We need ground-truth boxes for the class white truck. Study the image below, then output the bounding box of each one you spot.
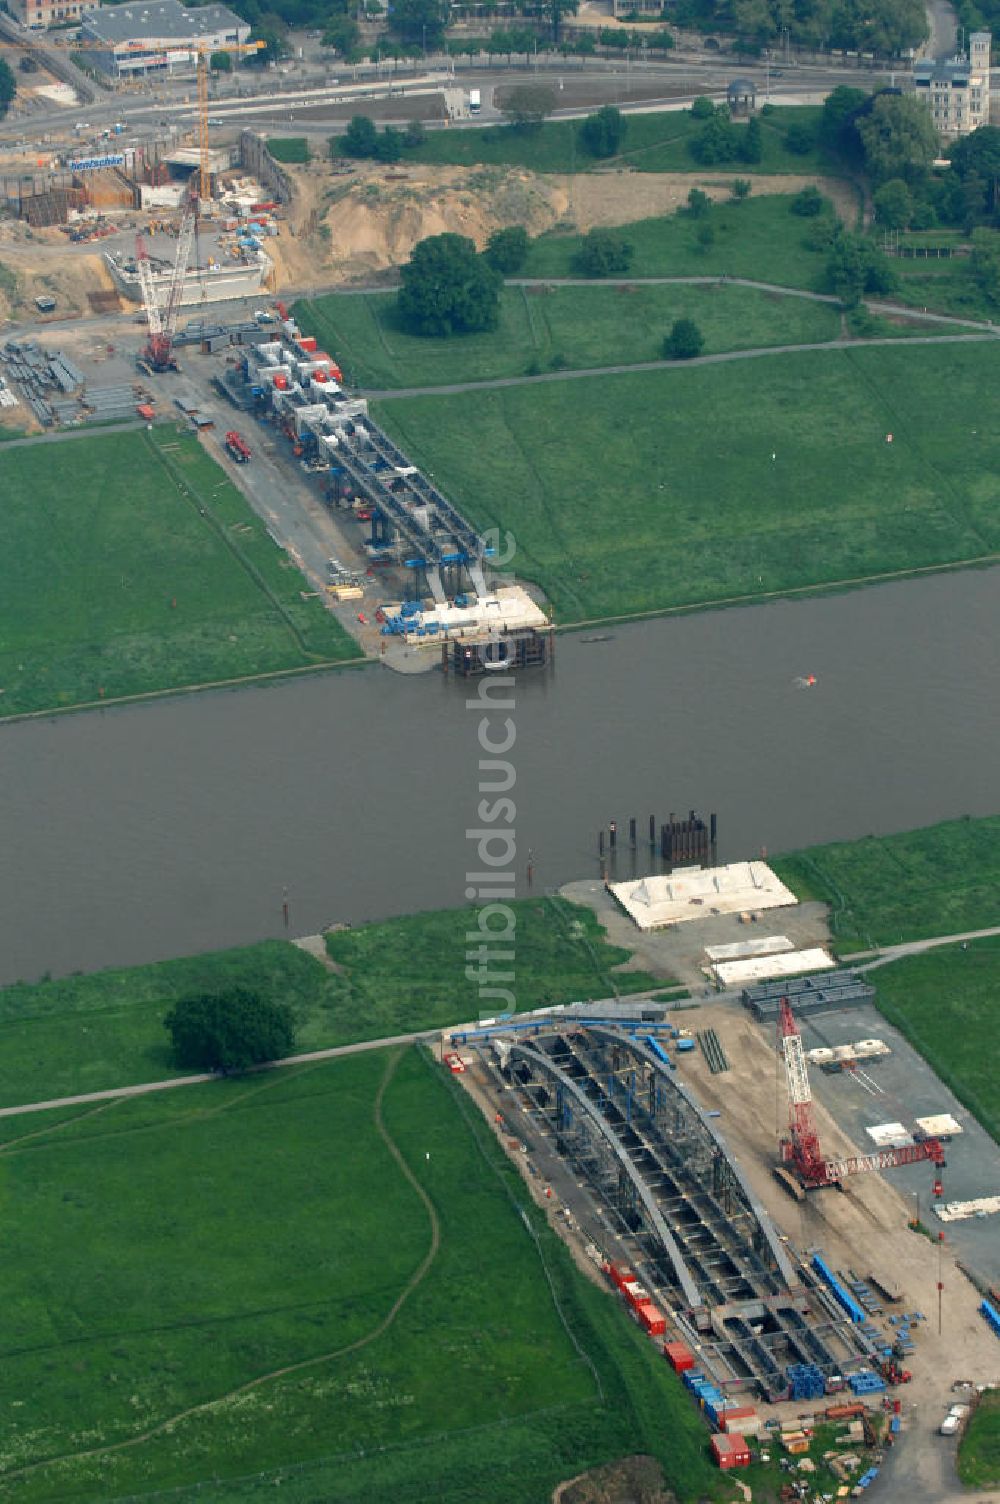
[468,87,481,114]
[940,1403,970,1436]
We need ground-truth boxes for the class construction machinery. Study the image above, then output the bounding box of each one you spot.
[135,202,197,373]
[224,429,251,462]
[193,41,265,205]
[776,996,945,1190]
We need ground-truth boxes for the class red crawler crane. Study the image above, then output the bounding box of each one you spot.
[136,204,197,373]
[776,996,945,1189]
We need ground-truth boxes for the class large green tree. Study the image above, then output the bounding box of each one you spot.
[579,105,627,159]
[820,85,868,159]
[501,84,556,132]
[664,318,704,359]
[484,225,530,273]
[164,987,295,1073]
[0,61,15,119]
[856,93,938,186]
[398,233,503,336]
[873,178,913,229]
[575,229,634,277]
[389,0,449,45]
[949,125,1000,215]
[970,227,1000,305]
[544,0,578,42]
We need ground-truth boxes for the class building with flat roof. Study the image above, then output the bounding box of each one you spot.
[11,0,99,31]
[913,31,991,139]
[80,0,249,76]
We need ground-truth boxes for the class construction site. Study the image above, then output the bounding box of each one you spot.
[440,866,1000,1500]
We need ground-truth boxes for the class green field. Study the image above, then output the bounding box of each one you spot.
[267,136,311,163]
[0,1048,722,1501]
[521,193,839,289]
[872,940,1000,1142]
[295,279,841,388]
[337,103,838,178]
[375,342,1000,622]
[959,1391,1000,1489]
[0,898,656,1110]
[0,428,357,716]
[774,815,1000,950]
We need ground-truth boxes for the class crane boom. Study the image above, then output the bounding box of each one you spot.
[135,234,162,337]
[776,996,944,1189]
[138,203,197,372]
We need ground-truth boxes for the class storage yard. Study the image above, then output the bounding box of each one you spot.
[442,889,1000,1499]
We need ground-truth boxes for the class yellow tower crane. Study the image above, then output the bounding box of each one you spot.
[194,39,265,206]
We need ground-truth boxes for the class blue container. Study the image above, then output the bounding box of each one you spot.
[676,1038,696,1053]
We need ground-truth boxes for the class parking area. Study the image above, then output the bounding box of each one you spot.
[799,1001,1000,1288]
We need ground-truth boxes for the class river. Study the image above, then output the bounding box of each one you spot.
[2,567,998,987]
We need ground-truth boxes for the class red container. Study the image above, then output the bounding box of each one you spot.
[622,1282,649,1310]
[273,373,288,390]
[330,364,344,381]
[604,1262,634,1290]
[711,1434,751,1470]
[637,1303,666,1336]
[296,336,318,354]
[663,1341,695,1373]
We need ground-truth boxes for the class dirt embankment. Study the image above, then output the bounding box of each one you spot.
[0,221,117,323]
[269,158,855,287]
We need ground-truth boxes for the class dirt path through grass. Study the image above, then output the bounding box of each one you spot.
[371,329,999,401]
[0,1047,442,1488]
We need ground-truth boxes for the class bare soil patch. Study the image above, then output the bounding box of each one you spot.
[274,159,855,287]
[553,1455,677,1504]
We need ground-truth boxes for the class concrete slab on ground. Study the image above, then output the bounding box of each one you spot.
[560,876,831,991]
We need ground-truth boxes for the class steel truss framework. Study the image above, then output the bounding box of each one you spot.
[503,1026,866,1397]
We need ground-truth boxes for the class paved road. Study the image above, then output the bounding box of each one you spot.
[852,924,1000,970]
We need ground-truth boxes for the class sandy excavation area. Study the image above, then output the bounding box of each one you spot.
[0,222,118,324]
[269,158,856,287]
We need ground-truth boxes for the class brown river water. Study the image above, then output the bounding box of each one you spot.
[1,567,998,985]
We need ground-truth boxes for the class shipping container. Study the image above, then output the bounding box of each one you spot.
[719,1406,760,1436]
[297,336,318,353]
[637,1303,666,1336]
[663,1341,695,1372]
[711,1434,751,1470]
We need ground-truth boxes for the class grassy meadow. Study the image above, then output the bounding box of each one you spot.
[333,103,837,178]
[0,1048,722,1501]
[773,815,1000,950]
[873,940,1000,1143]
[0,428,357,716]
[295,278,841,389]
[959,1391,1000,1489]
[267,136,311,162]
[375,342,1000,622]
[0,898,656,1110]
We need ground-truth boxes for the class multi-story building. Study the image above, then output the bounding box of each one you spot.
[11,0,99,31]
[79,0,249,77]
[913,31,991,140]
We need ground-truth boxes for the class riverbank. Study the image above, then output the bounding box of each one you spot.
[377,341,1000,625]
[0,428,358,719]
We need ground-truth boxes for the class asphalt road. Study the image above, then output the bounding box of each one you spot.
[0,48,897,147]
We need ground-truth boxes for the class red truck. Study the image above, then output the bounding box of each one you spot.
[225,431,251,463]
